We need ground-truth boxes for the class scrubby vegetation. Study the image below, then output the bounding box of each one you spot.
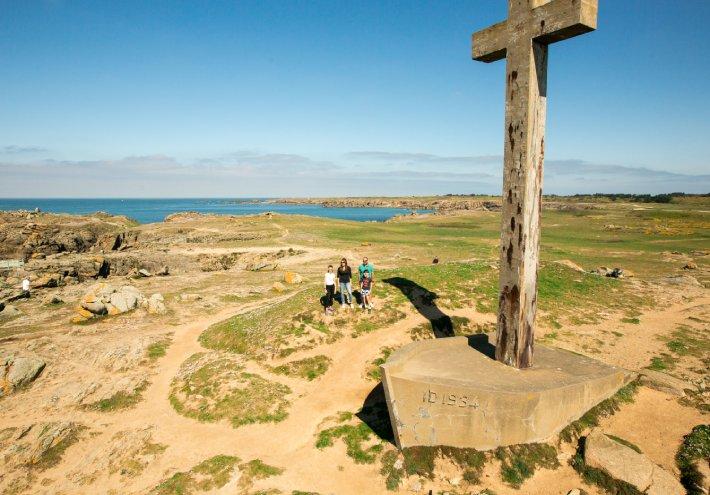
[494,443,559,488]
[559,380,640,443]
[570,437,643,495]
[169,353,291,427]
[676,424,710,495]
[271,355,331,381]
[150,455,239,494]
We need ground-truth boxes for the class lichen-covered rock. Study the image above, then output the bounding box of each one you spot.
[72,284,144,322]
[283,272,303,284]
[1,354,46,397]
[146,293,167,315]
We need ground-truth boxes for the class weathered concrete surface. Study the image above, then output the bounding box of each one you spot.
[472,0,598,368]
[381,336,630,450]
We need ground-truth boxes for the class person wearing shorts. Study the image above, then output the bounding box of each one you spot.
[360,271,373,310]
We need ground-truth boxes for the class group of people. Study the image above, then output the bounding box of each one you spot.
[323,256,374,314]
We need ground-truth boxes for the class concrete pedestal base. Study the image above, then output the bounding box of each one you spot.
[381,336,632,450]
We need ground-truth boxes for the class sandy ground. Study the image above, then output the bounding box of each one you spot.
[1,215,708,495]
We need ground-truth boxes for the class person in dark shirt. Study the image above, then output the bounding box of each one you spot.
[337,258,354,308]
[360,270,374,310]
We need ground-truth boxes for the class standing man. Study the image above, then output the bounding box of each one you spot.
[358,257,374,308]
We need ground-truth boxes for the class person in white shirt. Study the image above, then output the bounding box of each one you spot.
[324,265,336,314]
[21,278,30,297]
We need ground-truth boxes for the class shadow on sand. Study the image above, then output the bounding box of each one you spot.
[356,277,496,445]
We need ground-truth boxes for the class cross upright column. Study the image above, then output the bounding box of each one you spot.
[472,0,598,369]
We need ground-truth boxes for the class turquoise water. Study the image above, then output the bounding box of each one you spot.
[0,198,428,224]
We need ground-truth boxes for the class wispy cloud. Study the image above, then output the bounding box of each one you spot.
[0,150,707,197]
[1,145,48,154]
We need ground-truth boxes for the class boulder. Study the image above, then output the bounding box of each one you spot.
[72,284,143,322]
[584,430,683,495]
[272,282,286,293]
[1,355,46,396]
[283,272,303,284]
[138,268,152,277]
[0,304,21,319]
[146,293,166,315]
[156,265,170,276]
[639,370,692,397]
[683,262,698,270]
[33,273,60,288]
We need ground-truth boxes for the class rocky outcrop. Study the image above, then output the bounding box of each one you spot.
[1,354,46,397]
[0,210,134,260]
[584,429,683,495]
[71,284,167,322]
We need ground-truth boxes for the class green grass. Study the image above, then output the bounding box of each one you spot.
[646,322,709,375]
[170,353,291,428]
[88,382,147,412]
[676,425,710,495]
[570,440,643,495]
[379,445,487,491]
[271,355,331,381]
[494,443,559,488]
[316,422,384,464]
[146,338,171,360]
[238,459,283,490]
[366,347,396,381]
[559,380,640,443]
[605,434,642,454]
[621,317,640,324]
[150,455,240,494]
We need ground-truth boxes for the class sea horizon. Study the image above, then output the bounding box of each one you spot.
[0,197,431,225]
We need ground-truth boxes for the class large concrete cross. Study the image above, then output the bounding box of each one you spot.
[472,0,598,369]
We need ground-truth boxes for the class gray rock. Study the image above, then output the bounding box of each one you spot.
[585,429,683,495]
[146,293,166,315]
[640,370,693,397]
[81,300,107,315]
[1,355,46,396]
[138,268,152,277]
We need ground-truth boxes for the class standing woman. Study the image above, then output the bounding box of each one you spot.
[337,258,354,308]
[324,264,336,314]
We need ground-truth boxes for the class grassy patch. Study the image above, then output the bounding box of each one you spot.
[150,455,239,494]
[238,459,283,490]
[676,424,710,495]
[88,382,147,412]
[646,322,709,375]
[621,317,640,324]
[570,437,643,495]
[366,347,396,381]
[316,422,384,464]
[271,355,331,381]
[170,353,291,427]
[559,380,639,443]
[380,445,487,491]
[494,443,559,488]
[605,434,642,454]
[146,338,171,361]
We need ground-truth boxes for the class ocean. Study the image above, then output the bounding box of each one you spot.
[0,198,428,224]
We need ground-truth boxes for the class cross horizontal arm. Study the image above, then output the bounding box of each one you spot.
[472,20,507,63]
[531,0,598,45]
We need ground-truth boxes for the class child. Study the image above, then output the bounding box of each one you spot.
[324,265,336,314]
[360,271,374,310]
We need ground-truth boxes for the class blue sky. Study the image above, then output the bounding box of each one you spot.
[1,0,708,197]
